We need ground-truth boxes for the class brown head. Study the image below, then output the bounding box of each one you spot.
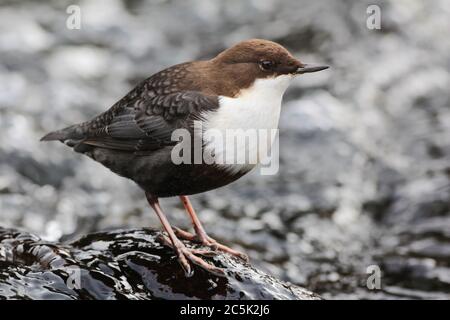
[194,39,328,97]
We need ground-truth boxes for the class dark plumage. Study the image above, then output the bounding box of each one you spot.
[41,39,329,276]
[41,62,231,196]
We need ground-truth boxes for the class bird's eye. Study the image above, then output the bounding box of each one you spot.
[259,60,274,71]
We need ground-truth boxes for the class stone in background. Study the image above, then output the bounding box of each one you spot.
[0,0,449,299]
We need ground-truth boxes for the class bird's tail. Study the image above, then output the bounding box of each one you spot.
[40,124,86,143]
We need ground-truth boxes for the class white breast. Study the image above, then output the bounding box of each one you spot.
[202,74,293,174]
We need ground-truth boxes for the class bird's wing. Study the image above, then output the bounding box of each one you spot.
[80,90,219,152]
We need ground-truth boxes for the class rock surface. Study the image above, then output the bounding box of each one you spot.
[0,227,320,300]
[0,0,449,299]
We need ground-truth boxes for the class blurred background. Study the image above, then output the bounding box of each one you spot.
[0,0,449,299]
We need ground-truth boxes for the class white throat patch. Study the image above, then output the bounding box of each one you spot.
[202,74,293,174]
[207,74,292,130]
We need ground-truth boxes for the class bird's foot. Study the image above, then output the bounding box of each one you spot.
[173,227,249,262]
[158,233,226,277]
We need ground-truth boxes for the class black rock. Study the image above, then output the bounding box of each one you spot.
[0,227,320,300]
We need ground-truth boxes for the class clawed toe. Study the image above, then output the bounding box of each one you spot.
[173,227,197,241]
[173,228,248,262]
[209,238,249,262]
[157,233,174,247]
[181,247,226,277]
[158,233,226,277]
[148,195,229,278]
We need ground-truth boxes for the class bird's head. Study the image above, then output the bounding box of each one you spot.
[208,39,328,97]
[214,39,329,76]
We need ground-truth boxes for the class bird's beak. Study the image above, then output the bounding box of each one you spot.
[295,64,329,75]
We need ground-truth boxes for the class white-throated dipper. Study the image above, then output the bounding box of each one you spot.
[41,39,329,276]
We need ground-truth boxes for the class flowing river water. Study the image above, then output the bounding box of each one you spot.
[0,0,449,299]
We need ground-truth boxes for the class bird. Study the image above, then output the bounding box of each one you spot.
[41,39,329,277]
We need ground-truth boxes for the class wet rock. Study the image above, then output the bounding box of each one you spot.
[0,0,449,299]
[0,227,320,300]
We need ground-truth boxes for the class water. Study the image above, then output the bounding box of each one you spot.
[0,0,449,299]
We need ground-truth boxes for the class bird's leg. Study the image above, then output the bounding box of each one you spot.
[145,193,225,277]
[177,195,249,262]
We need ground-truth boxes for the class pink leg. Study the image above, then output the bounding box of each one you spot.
[145,193,225,277]
[178,195,249,262]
